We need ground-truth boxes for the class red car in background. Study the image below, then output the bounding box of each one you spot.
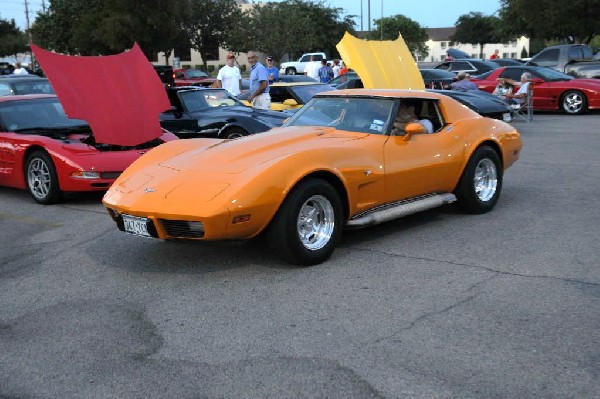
[0,44,178,204]
[471,66,600,114]
[174,68,216,87]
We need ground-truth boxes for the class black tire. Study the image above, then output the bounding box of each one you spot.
[223,127,247,140]
[455,146,502,214]
[25,150,62,204]
[267,178,343,265]
[285,67,297,75]
[561,90,587,114]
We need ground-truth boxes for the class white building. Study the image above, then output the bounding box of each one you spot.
[422,27,529,62]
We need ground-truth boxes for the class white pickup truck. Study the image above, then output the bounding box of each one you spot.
[279,52,329,75]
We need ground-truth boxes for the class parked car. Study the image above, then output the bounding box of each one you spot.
[278,52,330,75]
[525,44,600,79]
[490,58,525,67]
[434,59,499,76]
[0,44,180,204]
[471,65,600,114]
[238,82,335,111]
[327,72,362,89]
[103,89,522,265]
[420,69,457,89]
[434,89,513,121]
[241,74,318,92]
[160,86,287,139]
[174,68,216,87]
[153,65,175,88]
[0,76,54,95]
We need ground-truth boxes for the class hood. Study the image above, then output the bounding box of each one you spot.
[31,44,171,147]
[159,126,367,174]
[336,32,424,90]
[447,48,471,59]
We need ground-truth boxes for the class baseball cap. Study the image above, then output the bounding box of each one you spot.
[266,56,273,61]
[226,53,235,59]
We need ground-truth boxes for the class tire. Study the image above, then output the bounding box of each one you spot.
[223,127,247,140]
[25,150,61,204]
[267,178,343,265]
[455,146,502,214]
[561,90,587,114]
[285,67,297,75]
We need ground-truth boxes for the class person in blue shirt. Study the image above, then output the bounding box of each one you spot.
[247,51,271,110]
[450,72,478,92]
[317,60,334,83]
[265,56,279,84]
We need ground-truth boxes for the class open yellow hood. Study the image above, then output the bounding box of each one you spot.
[336,32,425,90]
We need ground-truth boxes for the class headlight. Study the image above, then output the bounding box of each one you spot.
[71,170,100,179]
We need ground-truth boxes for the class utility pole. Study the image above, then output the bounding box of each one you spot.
[24,0,30,32]
[360,0,363,32]
[368,0,371,32]
[42,0,46,12]
[380,0,383,39]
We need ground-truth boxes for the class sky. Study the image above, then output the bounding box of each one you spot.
[1,0,502,31]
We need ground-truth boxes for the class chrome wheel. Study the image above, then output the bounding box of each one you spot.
[28,157,52,201]
[473,158,497,202]
[296,194,335,251]
[562,91,586,114]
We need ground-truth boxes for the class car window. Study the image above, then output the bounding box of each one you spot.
[0,98,87,131]
[0,83,10,96]
[450,61,473,71]
[286,97,395,135]
[533,49,559,67]
[13,81,54,95]
[499,68,524,81]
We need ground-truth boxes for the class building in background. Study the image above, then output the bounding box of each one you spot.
[424,28,529,62]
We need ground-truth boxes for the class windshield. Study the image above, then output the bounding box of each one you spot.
[179,89,240,111]
[285,96,396,134]
[534,67,573,81]
[290,84,335,103]
[0,97,87,132]
[185,69,209,79]
[4,80,54,95]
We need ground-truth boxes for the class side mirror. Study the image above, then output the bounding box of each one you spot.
[402,122,426,141]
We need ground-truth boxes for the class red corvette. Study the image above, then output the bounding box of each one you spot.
[0,44,178,204]
[471,66,600,114]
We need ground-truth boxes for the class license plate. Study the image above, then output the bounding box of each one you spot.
[123,215,151,237]
[503,113,512,122]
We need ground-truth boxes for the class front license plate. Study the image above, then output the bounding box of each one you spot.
[503,112,512,122]
[123,215,151,237]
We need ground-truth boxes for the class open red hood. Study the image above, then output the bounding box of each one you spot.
[31,44,171,146]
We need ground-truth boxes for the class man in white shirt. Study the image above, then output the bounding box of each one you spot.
[214,53,241,96]
[304,56,320,81]
[13,62,29,75]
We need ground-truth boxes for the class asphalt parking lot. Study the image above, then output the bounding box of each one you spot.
[1,113,599,398]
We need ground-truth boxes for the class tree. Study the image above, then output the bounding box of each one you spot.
[370,15,429,59]
[451,12,503,59]
[236,0,355,64]
[182,0,244,72]
[30,0,187,58]
[0,18,29,58]
[499,0,600,44]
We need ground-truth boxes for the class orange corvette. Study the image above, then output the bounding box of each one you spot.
[103,89,522,265]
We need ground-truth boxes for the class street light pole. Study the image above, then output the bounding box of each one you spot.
[380,0,383,39]
[368,0,371,32]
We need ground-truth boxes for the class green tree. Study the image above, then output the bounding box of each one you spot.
[183,0,244,72]
[499,0,599,44]
[0,18,29,58]
[451,12,503,59]
[370,15,429,59]
[237,0,355,64]
[30,0,187,58]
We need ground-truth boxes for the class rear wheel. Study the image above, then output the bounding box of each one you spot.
[455,146,502,214]
[267,178,342,265]
[25,150,61,204]
[285,67,297,75]
[561,90,587,114]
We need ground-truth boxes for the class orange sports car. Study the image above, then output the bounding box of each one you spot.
[103,88,522,265]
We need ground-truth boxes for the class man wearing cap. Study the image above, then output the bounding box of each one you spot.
[265,56,279,84]
[247,51,271,110]
[214,53,242,97]
[450,72,478,92]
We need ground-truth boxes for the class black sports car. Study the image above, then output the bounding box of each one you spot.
[433,89,513,121]
[420,69,457,89]
[160,87,288,139]
[0,75,54,96]
[434,59,499,76]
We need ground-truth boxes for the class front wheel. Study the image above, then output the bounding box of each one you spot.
[223,127,247,140]
[455,146,502,214]
[267,178,343,265]
[25,150,61,204]
[285,67,297,75]
[561,90,587,114]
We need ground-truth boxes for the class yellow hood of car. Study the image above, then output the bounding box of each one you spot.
[336,32,425,90]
